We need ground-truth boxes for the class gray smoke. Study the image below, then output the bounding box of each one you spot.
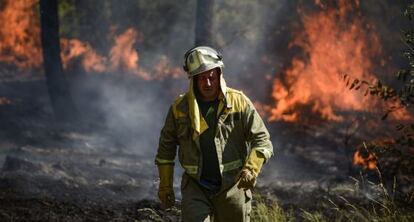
[66,0,409,186]
[67,0,294,155]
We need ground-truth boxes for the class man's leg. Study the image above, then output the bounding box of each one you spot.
[211,183,252,222]
[181,174,213,222]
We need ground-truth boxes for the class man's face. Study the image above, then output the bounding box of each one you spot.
[195,68,220,101]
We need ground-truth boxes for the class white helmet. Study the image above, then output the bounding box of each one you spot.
[183,46,224,78]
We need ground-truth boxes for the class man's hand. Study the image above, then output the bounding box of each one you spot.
[236,149,266,190]
[236,168,256,190]
[158,187,175,208]
[157,164,175,208]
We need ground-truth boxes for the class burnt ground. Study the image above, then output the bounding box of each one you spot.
[0,73,410,221]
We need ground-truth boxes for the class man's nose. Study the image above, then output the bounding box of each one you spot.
[206,78,212,86]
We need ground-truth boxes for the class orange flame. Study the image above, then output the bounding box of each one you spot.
[0,0,182,80]
[0,0,42,68]
[0,97,13,105]
[108,28,153,79]
[353,150,377,170]
[60,39,107,72]
[152,55,182,80]
[60,28,182,80]
[387,103,413,121]
[110,28,139,72]
[60,28,183,80]
[267,0,383,122]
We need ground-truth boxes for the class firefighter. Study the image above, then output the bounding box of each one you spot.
[155,46,273,222]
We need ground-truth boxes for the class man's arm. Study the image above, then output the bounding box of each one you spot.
[243,95,273,161]
[155,106,178,208]
[155,106,178,165]
[237,94,274,189]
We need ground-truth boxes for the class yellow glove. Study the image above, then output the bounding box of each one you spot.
[157,164,175,208]
[236,149,265,190]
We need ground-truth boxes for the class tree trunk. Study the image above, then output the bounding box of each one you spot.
[195,0,215,46]
[39,0,78,122]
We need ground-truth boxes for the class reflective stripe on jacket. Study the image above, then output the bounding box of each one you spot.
[155,81,273,191]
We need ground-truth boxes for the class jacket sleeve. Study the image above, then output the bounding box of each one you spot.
[155,106,178,165]
[242,95,274,162]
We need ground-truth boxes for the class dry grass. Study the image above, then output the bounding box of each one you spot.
[252,173,414,222]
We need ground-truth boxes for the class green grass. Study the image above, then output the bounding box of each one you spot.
[251,197,294,222]
[252,198,414,222]
[251,176,414,222]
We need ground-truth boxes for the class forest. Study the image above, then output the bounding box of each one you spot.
[0,0,413,221]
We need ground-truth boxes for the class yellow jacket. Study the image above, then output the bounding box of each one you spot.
[155,76,273,191]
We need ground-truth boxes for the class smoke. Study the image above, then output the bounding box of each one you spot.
[73,0,296,155]
[46,0,414,163]
[214,0,292,100]
[1,0,412,202]
[72,75,183,155]
[59,1,195,157]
